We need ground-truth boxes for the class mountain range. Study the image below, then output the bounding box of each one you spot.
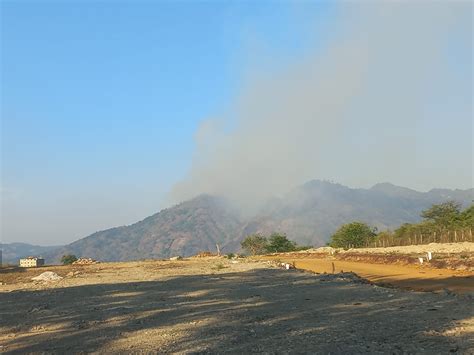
[3,181,473,264]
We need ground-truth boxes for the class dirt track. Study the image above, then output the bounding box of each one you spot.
[270,257,474,294]
[1,258,473,354]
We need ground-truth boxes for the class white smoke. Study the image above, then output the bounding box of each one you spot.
[171,2,473,211]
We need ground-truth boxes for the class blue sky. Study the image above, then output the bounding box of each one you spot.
[1,2,472,246]
[2,1,336,244]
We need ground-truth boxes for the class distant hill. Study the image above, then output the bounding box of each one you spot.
[46,181,473,263]
[242,181,474,246]
[48,195,243,263]
[1,243,61,265]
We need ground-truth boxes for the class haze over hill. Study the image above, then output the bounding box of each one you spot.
[38,181,473,263]
[170,3,473,213]
[0,243,61,264]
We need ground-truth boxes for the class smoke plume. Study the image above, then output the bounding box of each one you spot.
[171,2,472,211]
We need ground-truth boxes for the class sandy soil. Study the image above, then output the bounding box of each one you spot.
[0,258,473,354]
[305,242,474,255]
[267,257,474,293]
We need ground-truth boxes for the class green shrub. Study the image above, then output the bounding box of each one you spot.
[61,254,78,265]
[265,233,297,253]
[329,222,376,249]
[241,233,309,255]
[241,234,268,255]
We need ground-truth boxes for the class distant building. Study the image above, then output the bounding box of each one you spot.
[19,257,45,268]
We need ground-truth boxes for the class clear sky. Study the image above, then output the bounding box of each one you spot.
[1,1,333,245]
[1,1,472,246]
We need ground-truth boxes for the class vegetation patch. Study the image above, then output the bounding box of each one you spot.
[241,233,311,255]
[61,254,78,265]
[326,202,473,249]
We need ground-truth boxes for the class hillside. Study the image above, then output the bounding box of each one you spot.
[0,243,61,264]
[242,181,474,246]
[46,181,473,263]
[48,195,242,262]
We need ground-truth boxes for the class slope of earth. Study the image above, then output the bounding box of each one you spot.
[47,195,242,263]
[0,259,472,353]
[333,242,474,255]
[294,242,474,271]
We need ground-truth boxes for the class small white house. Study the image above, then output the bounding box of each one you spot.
[19,257,45,268]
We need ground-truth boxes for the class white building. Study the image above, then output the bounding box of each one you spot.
[19,257,45,268]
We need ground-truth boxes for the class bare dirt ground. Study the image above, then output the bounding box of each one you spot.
[294,242,474,266]
[313,242,474,255]
[1,258,473,354]
[267,257,474,293]
[266,242,474,292]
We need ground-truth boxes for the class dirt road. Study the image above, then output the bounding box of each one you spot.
[1,258,473,354]
[273,257,474,293]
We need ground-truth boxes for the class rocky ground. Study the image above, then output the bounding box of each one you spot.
[0,258,473,354]
[303,242,474,256]
[346,242,474,255]
[278,242,474,272]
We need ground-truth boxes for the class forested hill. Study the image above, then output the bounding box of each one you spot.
[45,181,473,263]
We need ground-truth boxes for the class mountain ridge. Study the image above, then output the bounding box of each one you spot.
[32,181,474,263]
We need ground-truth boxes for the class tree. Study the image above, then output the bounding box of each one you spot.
[265,233,297,253]
[61,254,78,265]
[241,234,268,255]
[460,205,474,228]
[328,222,376,249]
[421,201,461,230]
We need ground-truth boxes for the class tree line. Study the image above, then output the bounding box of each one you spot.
[240,201,473,254]
[328,201,473,249]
